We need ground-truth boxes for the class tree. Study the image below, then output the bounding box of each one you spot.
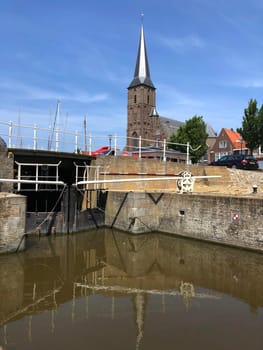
[237,99,262,154]
[169,115,208,163]
[258,104,263,148]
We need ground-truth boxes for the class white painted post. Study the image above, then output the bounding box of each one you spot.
[75,131,78,153]
[17,162,21,191]
[36,164,39,191]
[187,142,190,165]
[114,134,117,156]
[163,139,166,162]
[56,163,59,190]
[139,136,142,159]
[33,124,37,150]
[8,121,12,148]
[89,134,92,155]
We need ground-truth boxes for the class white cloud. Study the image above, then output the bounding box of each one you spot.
[233,79,263,89]
[158,34,205,52]
[0,79,109,104]
[158,84,205,108]
[66,91,109,104]
[216,76,263,89]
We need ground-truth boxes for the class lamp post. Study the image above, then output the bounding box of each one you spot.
[236,139,243,155]
[108,134,112,149]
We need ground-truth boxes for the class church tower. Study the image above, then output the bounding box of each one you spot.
[126,25,160,150]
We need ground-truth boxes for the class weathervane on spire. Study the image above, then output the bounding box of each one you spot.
[141,12,144,24]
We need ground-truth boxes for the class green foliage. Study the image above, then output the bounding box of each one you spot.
[169,115,208,163]
[258,104,263,147]
[237,99,263,154]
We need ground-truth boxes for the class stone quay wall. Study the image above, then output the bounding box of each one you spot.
[105,191,263,252]
[0,146,13,193]
[0,193,27,254]
[0,143,25,254]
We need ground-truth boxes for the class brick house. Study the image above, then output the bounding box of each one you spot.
[209,128,247,163]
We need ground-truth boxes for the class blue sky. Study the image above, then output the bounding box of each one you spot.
[1,0,263,148]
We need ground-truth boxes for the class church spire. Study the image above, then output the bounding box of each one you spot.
[128,25,155,89]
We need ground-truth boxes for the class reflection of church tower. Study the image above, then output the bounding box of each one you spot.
[133,293,147,350]
[126,25,160,150]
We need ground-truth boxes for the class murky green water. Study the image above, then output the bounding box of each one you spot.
[0,228,263,350]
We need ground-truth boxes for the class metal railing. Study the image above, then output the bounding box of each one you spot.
[0,120,129,153]
[0,120,194,163]
[15,161,62,191]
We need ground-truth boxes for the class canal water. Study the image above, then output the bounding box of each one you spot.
[0,228,263,350]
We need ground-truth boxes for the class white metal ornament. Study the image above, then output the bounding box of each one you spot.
[177,171,195,193]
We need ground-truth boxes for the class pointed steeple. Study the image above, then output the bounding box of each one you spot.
[128,25,155,89]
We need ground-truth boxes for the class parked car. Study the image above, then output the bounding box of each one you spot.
[210,154,259,170]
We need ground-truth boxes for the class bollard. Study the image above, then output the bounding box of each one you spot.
[252,185,258,194]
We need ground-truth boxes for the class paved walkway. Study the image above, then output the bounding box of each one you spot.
[94,156,263,196]
[195,167,263,196]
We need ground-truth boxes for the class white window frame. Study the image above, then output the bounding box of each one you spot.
[219,140,227,149]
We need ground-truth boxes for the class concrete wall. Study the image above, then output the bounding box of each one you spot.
[94,156,263,195]
[105,191,263,252]
[94,156,221,192]
[0,193,26,254]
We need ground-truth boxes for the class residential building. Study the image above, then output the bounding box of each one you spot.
[209,128,247,162]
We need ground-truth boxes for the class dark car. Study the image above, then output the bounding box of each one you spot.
[210,154,259,170]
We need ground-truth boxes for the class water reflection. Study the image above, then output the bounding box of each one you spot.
[0,228,263,350]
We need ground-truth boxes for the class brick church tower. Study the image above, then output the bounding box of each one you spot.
[126,25,160,150]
